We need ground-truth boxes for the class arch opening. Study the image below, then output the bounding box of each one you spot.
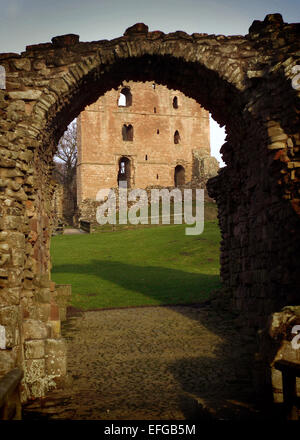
[34,51,288,324]
[174,165,185,187]
[118,87,132,107]
[32,51,298,328]
[118,156,131,188]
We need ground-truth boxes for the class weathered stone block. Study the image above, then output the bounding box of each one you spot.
[8,90,42,101]
[1,324,18,348]
[0,305,18,327]
[26,380,46,399]
[0,215,22,230]
[0,349,17,376]
[35,288,51,303]
[23,319,48,340]
[49,78,69,95]
[12,58,31,71]
[0,287,20,306]
[24,340,45,359]
[47,320,61,339]
[54,284,71,321]
[11,248,25,267]
[45,338,66,376]
[36,303,51,322]
[50,304,59,320]
[8,268,23,287]
[24,359,45,383]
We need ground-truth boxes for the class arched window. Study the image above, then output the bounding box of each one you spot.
[174,130,180,144]
[173,96,178,109]
[118,156,131,188]
[122,124,133,141]
[0,65,5,89]
[174,165,185,187]
[118,87,132,107]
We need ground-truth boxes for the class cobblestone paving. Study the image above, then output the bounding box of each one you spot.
[23,304,265,420]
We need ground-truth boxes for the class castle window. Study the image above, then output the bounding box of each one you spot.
[118,87,132,107]
[122,124,133,141]
[118,156,131,188]
[145,155,148,161]
[173,96,178,109]
[157,129,159,134]
[174,165,185,187]
[156,174,159,180]
[154,107,156,113]
[174,130,180,144]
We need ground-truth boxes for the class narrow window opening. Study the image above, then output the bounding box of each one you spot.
[118,156,131,188]
[174,130,180,144]
[173,96,178,109]
[145,155,148,161]
[157,129,159,134]
[118,87,132,107]
[154,107,156,113]
[174,165,185,187]
[156,174,159,180]
[122,124,133,141]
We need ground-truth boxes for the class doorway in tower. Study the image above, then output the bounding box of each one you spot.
[174,165,185,187]
[118,156,131,188]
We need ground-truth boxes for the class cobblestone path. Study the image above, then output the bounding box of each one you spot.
[23,304,265,420]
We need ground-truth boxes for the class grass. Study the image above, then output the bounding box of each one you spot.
[50,207,221,309]
[92,201,218,233]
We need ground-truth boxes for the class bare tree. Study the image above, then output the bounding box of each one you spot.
[53,120,77,223]
[55,120,77,184]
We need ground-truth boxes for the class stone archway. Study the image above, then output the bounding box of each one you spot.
[0,15,299,403]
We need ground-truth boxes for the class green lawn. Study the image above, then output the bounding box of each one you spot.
[50,220,221,310]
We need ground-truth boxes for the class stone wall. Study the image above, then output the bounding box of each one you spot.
[76,155,218,226]
[192,151,219,182]
[52,180,76,227]
[207,14,300,329]
[51,181,63,227]
[0,15,299,405]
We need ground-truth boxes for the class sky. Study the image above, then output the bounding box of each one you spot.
[0,0,299,165]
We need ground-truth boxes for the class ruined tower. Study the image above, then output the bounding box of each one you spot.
[76,81,217,206]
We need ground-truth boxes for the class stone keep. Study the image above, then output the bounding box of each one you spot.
[76,80,214,204]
